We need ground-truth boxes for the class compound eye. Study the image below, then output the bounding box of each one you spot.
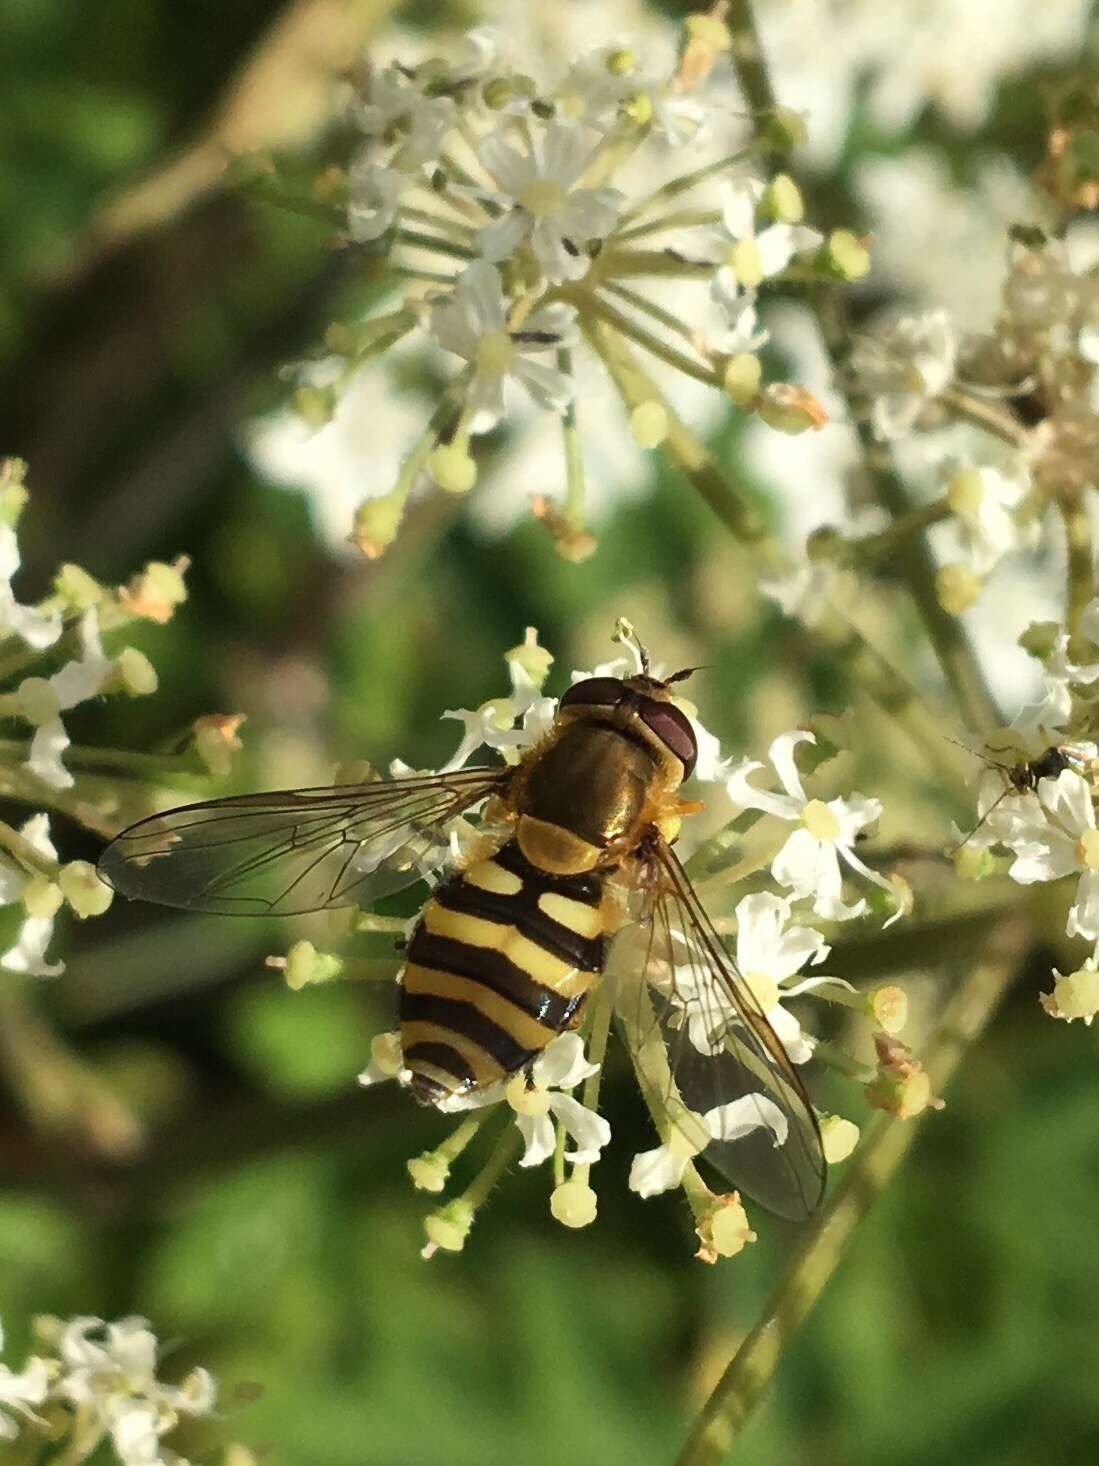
[638,699,698,778]
[560,677,628,710]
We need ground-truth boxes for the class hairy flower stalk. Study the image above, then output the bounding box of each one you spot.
[251,10,871,558]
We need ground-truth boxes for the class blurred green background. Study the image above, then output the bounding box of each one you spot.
[2,2,1099,1463]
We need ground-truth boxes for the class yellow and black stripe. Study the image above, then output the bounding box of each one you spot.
[399,840,606,1101]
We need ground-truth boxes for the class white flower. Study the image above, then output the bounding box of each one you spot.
[428,260,578,430]
[0,1320,50,1441]
[733,892,833,1063]
[995,767,1099,945]
[347,159,415,242]
[1013,612,1099,739]
[715,289,769,354]
[944,463,1033,576]
[436,1032,611,1167]
[629,1093,788,1198]
[439,650,557,773]
[726,730,891,920]
[0,813,62,977]
[0,523,62,650]
[354,66,456,166]
[473,122,621,283]
[699,174,822,300]
[510,1033,610,1167]
[23,609,115,790]
[849,308,957,439]
[57,1316,215,1466]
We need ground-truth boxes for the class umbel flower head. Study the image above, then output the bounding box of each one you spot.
[288,622,917,1260]
[249,9,870,560]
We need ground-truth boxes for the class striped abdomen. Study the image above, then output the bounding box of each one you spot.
[399,840,606,1102]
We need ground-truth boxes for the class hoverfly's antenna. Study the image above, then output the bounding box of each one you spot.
[666,664,709,685]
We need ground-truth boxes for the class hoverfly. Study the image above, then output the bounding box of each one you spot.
[98,650,825,1222]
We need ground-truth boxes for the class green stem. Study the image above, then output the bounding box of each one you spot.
[460,1122,521,1210]
[675,913,1027,1466]
[583,315,768,544]
[589,295,719,387]
[1058,495,1095,636]
[0,817,59,877]
[558,347,586,531]
[595,248,713,280]
[392,227,474,260]
[0,738,205,780]
[850,494,953,567]
[941,388,1028,449]
[814,289,1002,736]
[602,280,710,348]
[725,0,781,120]
[617,147,759,226]
[611,206,722,243]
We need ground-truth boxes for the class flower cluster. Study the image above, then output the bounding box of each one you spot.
[277,623,922,1261]
[840,225,1099,619]
[251,9,870,561]
[0,460,241,982]
[952,595,1099,1025]
[0,1313,224,1466]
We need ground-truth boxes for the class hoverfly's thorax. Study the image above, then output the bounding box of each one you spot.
[519,721,656,862]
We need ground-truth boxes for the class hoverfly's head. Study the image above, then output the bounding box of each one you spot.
[560,675,698,779]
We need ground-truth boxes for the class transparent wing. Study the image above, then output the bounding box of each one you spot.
[612,837,825,1222]
[97,767,508,916]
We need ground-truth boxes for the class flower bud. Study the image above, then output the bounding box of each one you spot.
[864,1033,942,1119]
[22,874,63,920]
[947,466,985,517]
[1018,620,1060,662]
[120,558,189,624]
[629,401,668,449]
[694,1192,757,1264]
[868,984,908,1034]
[765,106,809,151]
[762,174,804,224]
[722,353,762,405]
[1040,964,1099,1024]
[936,563,982,615]
[292,384,338,430]
[116,647,158,697]
[193,714,244,779]
[279,939,344,991]
[506,627,554,690]
[824,229,871,280]
[54,563,104,610]
[407,1149,451,1193]
[481,77,516,110]
[550,1179,598,1228]
[756,382,828,434]
[0,458,29,525]
[17,677,60,726]
[59,860,114,918]
[622,91,654,126]
[953,842,997,881]
[350,490,406,558]
[423,1197,474,1254]
[429,443,478,494]
[819,1113,860,1164]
